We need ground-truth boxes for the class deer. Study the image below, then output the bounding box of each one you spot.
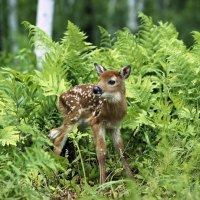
[48,63,133,184]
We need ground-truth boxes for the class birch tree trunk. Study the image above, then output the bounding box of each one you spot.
[35,0,55,69]
[127,0,144,31]
[8,0,18,53]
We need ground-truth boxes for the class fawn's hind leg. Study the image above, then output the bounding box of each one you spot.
[53,123,74,155]
[49,109,81,155]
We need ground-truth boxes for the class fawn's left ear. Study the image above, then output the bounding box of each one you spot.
[94,63,106,76]
[120,65,131,79]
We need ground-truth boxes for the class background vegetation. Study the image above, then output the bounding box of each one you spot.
[1,1,200,199]
[1,13,200,199]
[1,0,200,53]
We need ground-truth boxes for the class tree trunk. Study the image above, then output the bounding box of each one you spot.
[8,0,18,53]
[127,0,144,32]
[35,0,55,69]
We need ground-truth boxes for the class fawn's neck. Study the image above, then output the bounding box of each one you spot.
[98,91,127,124]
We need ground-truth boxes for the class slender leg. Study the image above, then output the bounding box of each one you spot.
[111,128,134,179]
[92,124,106,184]
[50,109,81,155]
[50,116,75,155]
[53,123,74,155]
[48,127,62,139]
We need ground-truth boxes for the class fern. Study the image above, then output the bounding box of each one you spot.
[1,13,200,199]
[61,21,94,53]
[191,31,200,54]
[98,26,112,48]
[35,70,68,97]
[60,21,95,84]
[0,126,20,146]
[114,28,145,71]
[24,22,70,97]
[23,21,56,53]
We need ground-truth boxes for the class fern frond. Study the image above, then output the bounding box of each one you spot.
[191,31,200,56]
[60,21,95,84]
[138,12,154,32]
[113,28,147,72]
[23,21,57,52]
[36,72,70,96]
[167,50,200,100]
[99,26,112,48]
[34,48,71,97]
[0,126,19,146]
[138,13,179,61]
[61,21,94,52]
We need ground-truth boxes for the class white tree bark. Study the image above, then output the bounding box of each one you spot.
[127,0,144,32]
[35,0,55,69]
[8,0,18,53]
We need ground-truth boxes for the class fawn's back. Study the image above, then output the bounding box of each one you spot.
[58,84,102,123]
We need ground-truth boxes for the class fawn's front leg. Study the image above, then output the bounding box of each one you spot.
[111,128,134,179]
[92,123,106,184]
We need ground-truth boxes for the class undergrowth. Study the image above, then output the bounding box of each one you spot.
[0,13,200,199]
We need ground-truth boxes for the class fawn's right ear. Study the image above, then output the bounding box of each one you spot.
[94,63,106,76]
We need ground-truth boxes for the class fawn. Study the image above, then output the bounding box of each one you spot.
[48,63,133,183]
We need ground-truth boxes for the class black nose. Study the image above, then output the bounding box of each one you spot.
[93,86,103,95]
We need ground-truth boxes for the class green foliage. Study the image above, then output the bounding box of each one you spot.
[143,0,200,46]
[1,14,200,199]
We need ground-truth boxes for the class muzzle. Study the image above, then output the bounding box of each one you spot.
[93,86,103,95]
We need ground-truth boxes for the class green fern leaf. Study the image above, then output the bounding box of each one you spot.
[99,26,112,48]
[23,21,56,51]
[0,126,20,146]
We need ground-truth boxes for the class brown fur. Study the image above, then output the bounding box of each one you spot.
[48,64,133,183]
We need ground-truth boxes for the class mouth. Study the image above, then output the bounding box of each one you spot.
[101,92,121,103]
[100,92,113,99]
[94,93,102,97]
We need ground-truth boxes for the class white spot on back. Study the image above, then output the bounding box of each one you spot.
[73,87,83,94]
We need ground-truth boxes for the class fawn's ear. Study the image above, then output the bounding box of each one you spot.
[120,65,131,79]
[94,63,106,76]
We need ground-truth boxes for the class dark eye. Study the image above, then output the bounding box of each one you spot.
[108,79,116,85]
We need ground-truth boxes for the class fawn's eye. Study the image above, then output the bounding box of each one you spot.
[108,79,116,85]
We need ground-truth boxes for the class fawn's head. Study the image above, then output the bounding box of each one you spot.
[93,63,131,102]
